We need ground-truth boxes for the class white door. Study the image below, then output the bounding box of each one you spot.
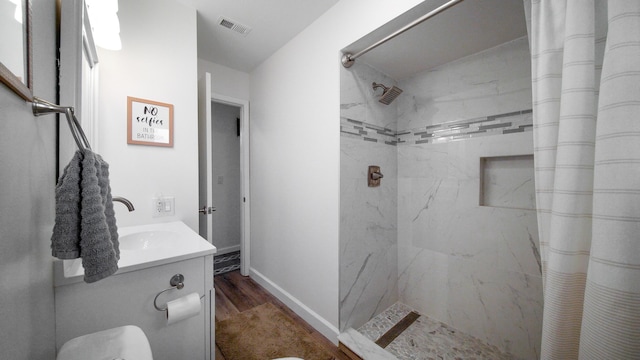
[198,73,214,243]
[198,72,251,276]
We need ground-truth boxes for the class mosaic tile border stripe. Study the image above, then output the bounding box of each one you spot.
[340,109,533,146]
[340,117,398,145]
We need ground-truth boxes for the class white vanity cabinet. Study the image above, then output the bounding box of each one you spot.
[53,222,216,360]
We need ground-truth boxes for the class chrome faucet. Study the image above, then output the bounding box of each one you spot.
[112,197,135,211]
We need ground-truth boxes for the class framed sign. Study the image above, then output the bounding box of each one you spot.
[127,96,174,147]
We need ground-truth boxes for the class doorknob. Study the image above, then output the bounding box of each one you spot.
[198,206,216,214]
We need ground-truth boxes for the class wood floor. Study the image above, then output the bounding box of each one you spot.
[214,270,351,360]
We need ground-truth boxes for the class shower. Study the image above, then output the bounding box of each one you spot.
[372,82,403,105]
[339,0,541,358]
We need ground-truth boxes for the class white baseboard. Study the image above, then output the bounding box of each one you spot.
[249,267,340,344]
[214,244,240,256]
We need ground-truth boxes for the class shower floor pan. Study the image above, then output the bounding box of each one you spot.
[339,303,511,360]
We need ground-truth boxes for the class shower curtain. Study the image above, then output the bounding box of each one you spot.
[526,0,640,358]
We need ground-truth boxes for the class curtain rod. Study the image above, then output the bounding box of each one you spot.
[342,0,464,68]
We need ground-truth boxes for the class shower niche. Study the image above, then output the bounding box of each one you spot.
[479,155,535,210]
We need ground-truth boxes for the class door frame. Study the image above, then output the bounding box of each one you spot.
[59,0,100,174]
[209,91,251,276]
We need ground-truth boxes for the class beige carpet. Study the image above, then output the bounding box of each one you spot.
[216,302,334,360]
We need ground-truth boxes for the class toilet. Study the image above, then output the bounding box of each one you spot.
[56,325,153,360]
[56,325,301,360]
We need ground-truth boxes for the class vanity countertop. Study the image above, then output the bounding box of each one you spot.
[54,221,216,286]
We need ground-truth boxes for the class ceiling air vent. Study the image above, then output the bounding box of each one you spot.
[218,16,252,36]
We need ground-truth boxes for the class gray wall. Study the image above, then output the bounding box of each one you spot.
[0,1,58,358]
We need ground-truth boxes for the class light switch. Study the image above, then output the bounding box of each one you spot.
[164,197,175,216]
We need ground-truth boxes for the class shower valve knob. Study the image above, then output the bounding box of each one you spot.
[368,165,383,187]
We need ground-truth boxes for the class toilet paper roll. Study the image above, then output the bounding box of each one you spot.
[166,292,201,325]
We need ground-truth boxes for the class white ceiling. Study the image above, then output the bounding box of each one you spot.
[179,0,339,72]
[183,0,527,77]
[343,0,528,80]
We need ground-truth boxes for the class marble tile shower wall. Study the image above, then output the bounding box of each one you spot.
[397,37,533,130]
[397,134,542,360]
[340,61,399,331]
[340,37,542,359]
[394,37,542,360]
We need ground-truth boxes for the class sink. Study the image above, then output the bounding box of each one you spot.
[119,230,180,251]
[55,221,216,284]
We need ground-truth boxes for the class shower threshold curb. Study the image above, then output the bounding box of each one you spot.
[338,328,397,360]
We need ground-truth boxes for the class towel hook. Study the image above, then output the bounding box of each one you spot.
[31,97,91,151]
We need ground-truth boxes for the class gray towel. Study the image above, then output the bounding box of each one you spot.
[51,149,119,283]
[51,151,83,259]
[80,150,119,282]
[95,152,120,260]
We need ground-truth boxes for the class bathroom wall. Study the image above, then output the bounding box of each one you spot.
[211,102,242,254]
[0,1,58,358]
[340,61,399,330]
[395,38,542,359]
[197,59,250,101]
[249,0,424,341]
[96,0,199,230]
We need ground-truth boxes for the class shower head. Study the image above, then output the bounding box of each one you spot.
[372,82,403,105]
